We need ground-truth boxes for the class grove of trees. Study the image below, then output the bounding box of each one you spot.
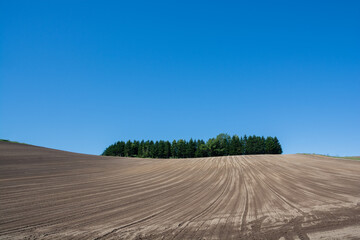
[102,134,282,158]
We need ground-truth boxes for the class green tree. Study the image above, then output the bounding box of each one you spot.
[132,140,139,157]
[171,140,178,158]
[245,135,257,154]
[186,138,196,158]
[195,140,208,157]
[153,141,159,158]
[214,133,231,155]
[230,135,241,155]
[124,140,132,157]
[149,140,155,158]
[265,137,274,154]
[158,140,166,158]
[165,141,171,158]
[143,140,151,157]
[116,141,125,156]
[264,136,283,154]
[274,137,283,154]
[177,139,186,158]
[138,140,144,157]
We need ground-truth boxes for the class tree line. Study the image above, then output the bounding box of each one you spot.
[102,134,282,158]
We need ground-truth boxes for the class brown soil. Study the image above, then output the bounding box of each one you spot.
[0,142,359,239]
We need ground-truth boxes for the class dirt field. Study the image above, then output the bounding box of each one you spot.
[1,142,359,240]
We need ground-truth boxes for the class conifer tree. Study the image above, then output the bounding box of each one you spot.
[138,140,144,157]
[230,135,241,155]
[171,140,177,158]
[177,139,186,158]
[153,141,159,158]
[265,137,275,154]
[243,135,248,155]
[165,141,171,158]
[132,140,139,157]
[149,140,155,158]
[186,138,196,158]
[274,137,283,154]
[124,140,132,157]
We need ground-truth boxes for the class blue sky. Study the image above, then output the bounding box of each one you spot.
[1,1,359,156]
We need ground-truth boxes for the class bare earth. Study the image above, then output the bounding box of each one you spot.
[0,142,359,240]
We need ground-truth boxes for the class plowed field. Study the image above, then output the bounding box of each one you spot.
[1,142,359,239]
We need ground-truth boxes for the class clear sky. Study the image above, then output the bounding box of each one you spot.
[1,1,359,156]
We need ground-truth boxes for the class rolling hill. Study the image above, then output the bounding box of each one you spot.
[1,141,359,239]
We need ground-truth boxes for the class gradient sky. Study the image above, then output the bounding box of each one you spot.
[1,1,359,156]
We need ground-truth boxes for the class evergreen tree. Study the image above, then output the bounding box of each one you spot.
[274,137,283,154]
[186,138,196,158]
[138,140,145,157]
[171,140,178,158]
[230,135,241,155]
[144,140,150,157]
[260,136,266,154]
[158,140,166,158]
[149,140,155,158]
[265,137,275,154]
[102,142,116,156]
[243,135,248,155]
[238,137,244,155]
[124,140,132,157]
[245,135,254,154]
[265,136,282,154]
[153,141,159,158]
[177,139,186,158]
[132,140,139,157]
[165,141,171,158]
[251,136,265,154]
[115,141,125,156]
